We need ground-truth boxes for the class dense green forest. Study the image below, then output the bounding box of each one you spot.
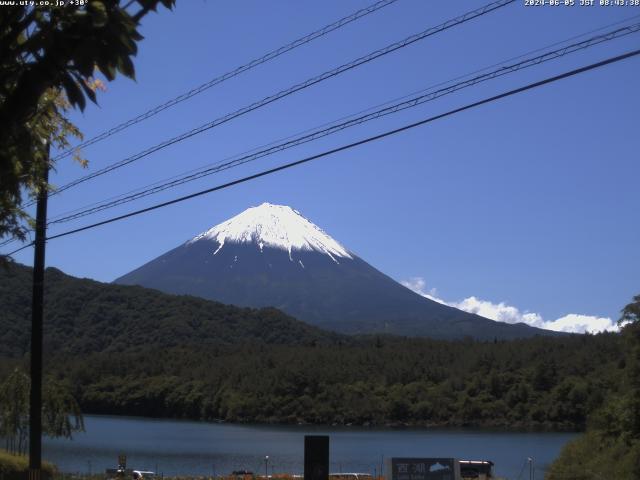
[547,296,640,479]
[0,262,630,432]
[0,263,343,357]
[0,334,623,429]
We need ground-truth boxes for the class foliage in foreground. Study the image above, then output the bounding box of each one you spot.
[0,368,84,455]
[0,1,174,244]
[546,427,640,479]
[547,295,640,479]
[0,448,56,480]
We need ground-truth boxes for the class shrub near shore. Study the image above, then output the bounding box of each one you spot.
[0,449,56,480]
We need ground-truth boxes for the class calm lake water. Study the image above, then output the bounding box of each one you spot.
[42,415,577,480]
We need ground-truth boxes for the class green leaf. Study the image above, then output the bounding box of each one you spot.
[89,1,109,28]
[97,59,117,81]
[74,73,98,105]
[117,54,135,79]
[61,73,86,111]
[72,44,97,78]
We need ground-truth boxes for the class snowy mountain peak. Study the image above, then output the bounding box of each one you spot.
[190,202,352,261]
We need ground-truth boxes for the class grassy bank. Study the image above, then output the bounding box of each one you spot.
[0,449,56,480]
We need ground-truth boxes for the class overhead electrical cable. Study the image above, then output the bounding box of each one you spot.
[5,12,638,252]
[41,13,640,224]
[51,0,403,162]
[1,0,519,248]
[45,22,640,225]
[6,14,638,247]
[44,0,515,198]
[5,47,639,257]
[43,10,640,225]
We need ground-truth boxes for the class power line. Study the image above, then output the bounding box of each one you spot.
[37,13,640,224]
[0,0,515,247]
[6,47,638,257]
[46,22,640,225]
[51,0,402,162]
[44,0,515,198]
[40,10,640,226]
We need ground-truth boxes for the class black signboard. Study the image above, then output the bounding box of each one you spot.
[304,435,329,480]
[389,458,457,480]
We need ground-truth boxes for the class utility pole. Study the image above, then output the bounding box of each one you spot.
[29,144,49,480]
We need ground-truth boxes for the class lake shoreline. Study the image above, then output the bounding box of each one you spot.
[79,412,583,434]
[43,415,577,479]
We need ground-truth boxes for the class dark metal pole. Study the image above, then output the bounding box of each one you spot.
[29,144,49,480]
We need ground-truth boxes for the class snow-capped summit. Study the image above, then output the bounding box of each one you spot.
[190,202,352,262]
[115,203,557,341]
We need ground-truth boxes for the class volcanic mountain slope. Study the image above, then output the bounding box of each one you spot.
[115,203,558,340]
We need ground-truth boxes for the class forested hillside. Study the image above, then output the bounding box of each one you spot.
[2,335,623,429]
[0,262,625,430]
[0,263,343,357]
[547,296,640,479]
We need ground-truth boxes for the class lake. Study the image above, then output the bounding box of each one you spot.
[43,415,577,479]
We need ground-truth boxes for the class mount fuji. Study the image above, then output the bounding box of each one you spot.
[115,203,554,340]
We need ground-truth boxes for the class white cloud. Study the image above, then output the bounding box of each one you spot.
[401,277,445,304]
[453,296,529,324]
[401,277,618,334]
[543,314,618,333]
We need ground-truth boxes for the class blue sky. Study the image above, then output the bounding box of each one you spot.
[5,0,640,332]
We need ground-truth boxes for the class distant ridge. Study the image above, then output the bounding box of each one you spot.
[0,262,343,358]
[115,203,560,340]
